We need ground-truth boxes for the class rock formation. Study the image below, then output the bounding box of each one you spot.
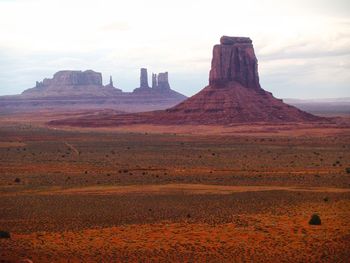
[152,73,157,88]
[1,69,187,113]
[22,70,122,97]
[209,36,260,90]
[104,75,120,91]
[38,70,102,87]
[133,69,185,99]
[140,68,150,89]
[156,72,171,90]
[148,72,171,90]
[156,36,324,124]
[54,36,326,126]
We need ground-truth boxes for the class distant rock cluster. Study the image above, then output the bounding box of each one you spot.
[0,67,187,113]
[134,68,171,93]
[23,67,180,98]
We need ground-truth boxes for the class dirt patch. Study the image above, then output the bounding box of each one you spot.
[5,184,350,197]
[0,142,26,148]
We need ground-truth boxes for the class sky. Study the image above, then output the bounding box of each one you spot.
[0,0,349,99]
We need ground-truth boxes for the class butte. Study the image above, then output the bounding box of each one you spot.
[50,36,326,127]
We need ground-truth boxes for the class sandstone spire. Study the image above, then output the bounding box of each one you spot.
[140,68,149,88]
[152,73,157,88]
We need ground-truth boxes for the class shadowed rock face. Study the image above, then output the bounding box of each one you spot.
[209,36,260,90]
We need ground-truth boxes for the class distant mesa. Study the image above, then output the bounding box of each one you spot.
[21,68,185,99]
[51,36,326,126]
[0,68,187,113]
[22,70,122,98]
[37,70,103,86]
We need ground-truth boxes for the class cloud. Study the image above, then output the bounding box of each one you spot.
[0,0,349,98]
[99,22,131,32]
[257,31,350,61]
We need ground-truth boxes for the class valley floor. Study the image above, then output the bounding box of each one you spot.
[0,119,349,262]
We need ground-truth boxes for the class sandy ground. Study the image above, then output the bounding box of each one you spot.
[2,184,350,197]
[0,114,350,262]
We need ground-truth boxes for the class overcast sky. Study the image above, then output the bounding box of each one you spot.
[0,0,349,98]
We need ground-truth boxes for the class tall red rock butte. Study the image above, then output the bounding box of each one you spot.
[153,36,325,124]
[49,36,326,127]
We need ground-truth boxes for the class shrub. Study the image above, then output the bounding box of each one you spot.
[345,167,350,174]
[0,231,10,238]
[309,214,321,225]
[14,178,20,183]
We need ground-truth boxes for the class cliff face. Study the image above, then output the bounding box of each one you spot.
[43,70,102,86]
[32,70,103,90]
[155,72,171,90]
[22,70,121,97]
[209,36,260,90]
[139,68,149,89]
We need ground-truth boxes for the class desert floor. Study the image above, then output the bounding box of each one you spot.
[0,115,350,262]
